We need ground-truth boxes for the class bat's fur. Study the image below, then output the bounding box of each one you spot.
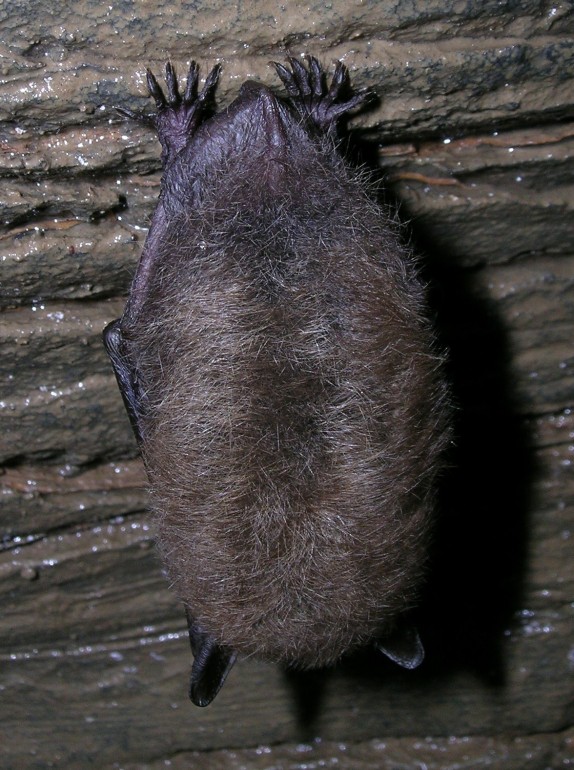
[117,59,451,671]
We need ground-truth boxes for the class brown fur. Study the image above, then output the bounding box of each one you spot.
[119,63,451,669]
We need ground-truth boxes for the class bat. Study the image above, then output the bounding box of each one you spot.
[104,56,451,706]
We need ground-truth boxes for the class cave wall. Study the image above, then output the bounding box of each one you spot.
[1,2,573,768]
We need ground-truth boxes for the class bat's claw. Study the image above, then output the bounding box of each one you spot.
[117,60,222,164]
[273,55,372,133]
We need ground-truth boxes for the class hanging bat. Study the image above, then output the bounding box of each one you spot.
[104,55,451,706]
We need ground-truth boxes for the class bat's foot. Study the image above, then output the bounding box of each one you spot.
[273,55,371,133]
[118,61,221,164]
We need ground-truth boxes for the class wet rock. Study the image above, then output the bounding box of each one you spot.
[0,0,572,767]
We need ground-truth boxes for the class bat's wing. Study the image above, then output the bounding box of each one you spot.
[103,319,144,445]
[186,610,237,706]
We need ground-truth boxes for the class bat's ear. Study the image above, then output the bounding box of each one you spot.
[189,638,237,707]
[375,621,425,670]
[186,609,237,706]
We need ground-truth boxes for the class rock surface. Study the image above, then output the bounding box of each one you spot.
[1,1,573,768]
